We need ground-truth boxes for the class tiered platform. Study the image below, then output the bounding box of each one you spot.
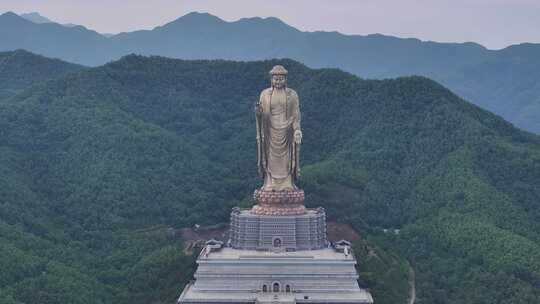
[178,188,373,304]
[177,247,374,304]
[230,207,327,251]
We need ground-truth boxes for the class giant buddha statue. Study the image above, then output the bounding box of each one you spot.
[255,65,302,191]
[252,65,305,216]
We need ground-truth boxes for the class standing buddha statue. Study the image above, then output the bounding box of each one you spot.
[253,65,305,216]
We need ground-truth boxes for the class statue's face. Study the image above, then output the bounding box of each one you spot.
[271,74,287,89]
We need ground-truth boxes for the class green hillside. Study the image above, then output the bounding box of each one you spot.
[0,49,84,100]
[0,55,539,303]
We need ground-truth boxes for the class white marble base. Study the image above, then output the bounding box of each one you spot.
[177,247,374,304]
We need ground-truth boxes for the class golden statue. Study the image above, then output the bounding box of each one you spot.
[255,65,302,191]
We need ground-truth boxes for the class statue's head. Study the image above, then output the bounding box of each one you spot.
[269,65,287,89]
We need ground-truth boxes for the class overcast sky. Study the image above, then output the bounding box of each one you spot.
[2,0,539,49]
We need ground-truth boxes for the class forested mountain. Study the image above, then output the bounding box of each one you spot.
[1,11,540,133]
[0,54,539,303]
[0,50,84,99]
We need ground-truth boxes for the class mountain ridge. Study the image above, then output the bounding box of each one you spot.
[0,49,84,100]
[20,12,54,24]
[1,11,536,50]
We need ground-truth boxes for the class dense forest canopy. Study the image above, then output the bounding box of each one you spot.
[0,52,539,303]
[0,50,84,99]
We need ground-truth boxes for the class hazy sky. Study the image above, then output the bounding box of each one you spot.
[2,0,539,49]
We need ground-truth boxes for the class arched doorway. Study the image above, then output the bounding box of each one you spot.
[273,282,280,292]
[285,285,291,292]
[262,284,268,292]
[273,238,282,248]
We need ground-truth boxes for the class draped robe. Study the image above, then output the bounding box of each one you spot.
[256,87,301,191]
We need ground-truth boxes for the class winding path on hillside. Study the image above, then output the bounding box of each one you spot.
[407,261,416,304]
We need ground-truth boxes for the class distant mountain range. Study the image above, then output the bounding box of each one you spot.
[1,11,540,134]
[20,12,53,24]
[20,12,78,27]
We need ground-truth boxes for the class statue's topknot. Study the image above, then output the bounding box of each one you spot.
[269,65,288,75]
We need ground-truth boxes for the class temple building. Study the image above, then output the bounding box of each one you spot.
[177,66,374,304]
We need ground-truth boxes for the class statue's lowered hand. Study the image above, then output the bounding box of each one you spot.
[294,130,302,144]
[254,103,263,116]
